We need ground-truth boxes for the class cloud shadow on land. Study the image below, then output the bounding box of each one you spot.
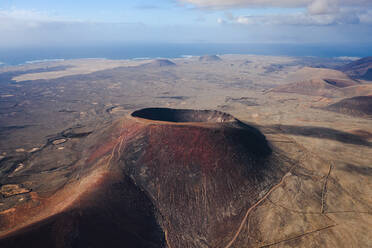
[264,124,371,147]
[340,163,372,176]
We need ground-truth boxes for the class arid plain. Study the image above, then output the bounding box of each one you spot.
[0,55,371,247]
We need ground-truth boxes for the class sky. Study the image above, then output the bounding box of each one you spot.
[0,0,372,47]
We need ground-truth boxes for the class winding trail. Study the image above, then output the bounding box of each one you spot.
[223,127,337,248]
[223,173,292,248]
[321,164,333,214]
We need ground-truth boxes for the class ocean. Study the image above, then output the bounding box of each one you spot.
[0,43,370,66]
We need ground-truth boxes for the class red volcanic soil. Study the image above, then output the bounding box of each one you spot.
[324,96,372,118]
[0,108,285,248]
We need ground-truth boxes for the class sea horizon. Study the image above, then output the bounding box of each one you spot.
[0,42,371,66]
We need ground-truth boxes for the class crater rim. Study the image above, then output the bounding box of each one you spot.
[131,108,237,124]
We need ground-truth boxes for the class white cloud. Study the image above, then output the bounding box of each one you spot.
[235,16,255,25]
[358,10,372,24]
[209,0,372,26]
[0,8,68,22]
[225,10,364,26]
[184,0,372,26]
[217,18,225,24]
[180,0,372,9]
[336,56,360,61]
[307,0,339,15]
[181,0,311,8]
[0,8,81,32]
[0,5,371,46]
[0,8,149,46]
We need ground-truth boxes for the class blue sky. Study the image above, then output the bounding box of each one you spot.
[0,0,371,46]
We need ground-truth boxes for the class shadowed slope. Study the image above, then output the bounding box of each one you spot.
[121,108,281,247]
[267,124,371,146]
[199,55,222,62]
[271,79,344,97]
[0,108,284,248]
[141,59,176,68]
[0,173,165,248]
[0,118,165,248]
[324,96,372,118]
[339,56,372,80]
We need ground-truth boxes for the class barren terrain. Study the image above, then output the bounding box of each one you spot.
[0,55,371,247]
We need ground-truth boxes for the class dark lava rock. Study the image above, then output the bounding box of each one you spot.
[0,108,286,248]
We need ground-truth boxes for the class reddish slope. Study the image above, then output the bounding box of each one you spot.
[0,108,285,248]
[121,108,284,248]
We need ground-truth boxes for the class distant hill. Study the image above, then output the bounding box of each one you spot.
[271,78,369,98]
[271,67,361,97]
[141,59,176,68]
[339,56,372,80]
[287,67,350,82]
[199,55,222,62]
[240,60,252,66]
[271,79,345,98]
[324,96,372,118]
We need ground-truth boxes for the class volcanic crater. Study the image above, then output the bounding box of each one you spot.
[0,108,287,248]
[131,107,237,123]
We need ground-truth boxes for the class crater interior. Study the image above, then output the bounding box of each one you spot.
[131,108,236,123]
